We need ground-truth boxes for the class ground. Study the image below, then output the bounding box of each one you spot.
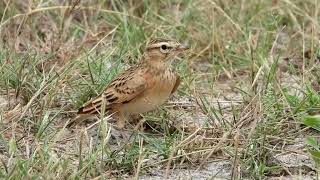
[0,0,320,179]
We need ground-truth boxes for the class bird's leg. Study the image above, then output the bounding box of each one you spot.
[133,117,146,131]
[115,112,127,129]
[130,114,143,123]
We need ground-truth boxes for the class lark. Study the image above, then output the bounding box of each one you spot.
[76,38,189,128]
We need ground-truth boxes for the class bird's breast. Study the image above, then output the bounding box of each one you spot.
[121,70,176,114]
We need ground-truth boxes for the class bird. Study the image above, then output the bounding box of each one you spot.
[75,38,189,129]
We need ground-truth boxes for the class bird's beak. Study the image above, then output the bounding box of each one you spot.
[177,44,190,51]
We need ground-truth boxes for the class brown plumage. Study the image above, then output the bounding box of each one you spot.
[76,38,188,128]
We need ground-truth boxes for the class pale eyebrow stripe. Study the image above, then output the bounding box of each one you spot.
[147,46,160,50]
[147,43,163,49]
[146,43,174,50]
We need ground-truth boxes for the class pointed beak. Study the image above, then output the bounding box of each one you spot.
[177,44,190,51]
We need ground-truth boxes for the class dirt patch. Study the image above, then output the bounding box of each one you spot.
[140,160,231,180]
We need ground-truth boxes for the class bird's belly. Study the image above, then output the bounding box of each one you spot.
[121,85,173,114]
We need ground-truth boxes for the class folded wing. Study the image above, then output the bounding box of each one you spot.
[78,72,147,115]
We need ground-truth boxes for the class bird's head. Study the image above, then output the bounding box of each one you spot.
[143,38,189,69]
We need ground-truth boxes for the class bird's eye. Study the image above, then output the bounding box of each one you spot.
[160,44,171,53]
[161,45,167,50]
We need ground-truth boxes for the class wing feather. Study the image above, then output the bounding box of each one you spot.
[78,69,147,115]
[171,75,180,94]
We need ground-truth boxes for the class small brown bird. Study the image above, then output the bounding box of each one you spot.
[76,38,189,128]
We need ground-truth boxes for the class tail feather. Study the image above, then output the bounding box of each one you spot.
[77,98,111,115]
[77,103,101,114]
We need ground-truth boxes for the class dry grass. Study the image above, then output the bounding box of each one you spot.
[0,0,320,179]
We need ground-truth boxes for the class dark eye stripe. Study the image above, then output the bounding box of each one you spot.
[146,46,173,50]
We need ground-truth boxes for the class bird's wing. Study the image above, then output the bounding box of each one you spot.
[171,74,180,94]
[78,69,147,115]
